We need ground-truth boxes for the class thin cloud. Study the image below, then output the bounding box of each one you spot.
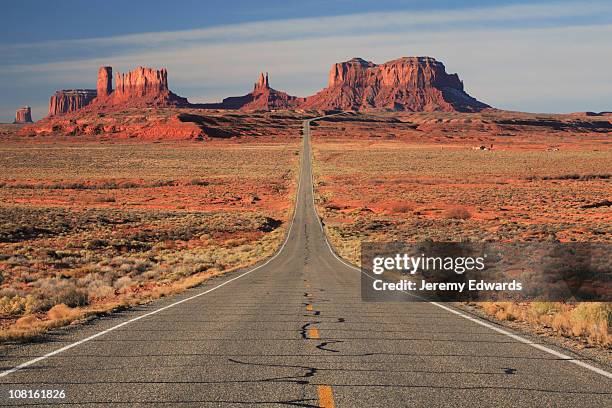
[1,1,611,121]
[2,1,610,51]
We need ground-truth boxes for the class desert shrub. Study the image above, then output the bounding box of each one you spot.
[55,285,89,308]
[169,265,196,279]
[94,195,116,203]
[99,181,118,189]
[141,269,160,280]
[188,178,209,186]
[24,294,46,314]
[443,206,472,220]
[551,313,571,333]
[535,173,610,181]
[481,302,498,316]
[107,257,152,276]
[118,181,139,189]
[109,239,151,251]
[0,288,19,298]
[0,296,27,315]
[102,269,119,284]
[83,278,115,301]
[6,256,28,266]
[15,272,37,284]
[49,182,88,190]
[495,310,510,321]
[389,202,414,213]
[571,302,611,327]
[113,276,134,290]
[77,273,115,300]
[151,180,176,187]
[15,314,38,328]
[78,272,103,286]
[86,239,108,249]
[478,301,611,346]
[47,304,75,320]
[532,301,557,315]
[119,262,134,273]
[33,279,89,308]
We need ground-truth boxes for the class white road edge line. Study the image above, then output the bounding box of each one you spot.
[305,118,612,381]
[0,118,314,379]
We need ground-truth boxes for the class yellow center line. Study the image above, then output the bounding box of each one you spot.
[317,385,335,408]
[308,327,319,339]
[306,304,313,311]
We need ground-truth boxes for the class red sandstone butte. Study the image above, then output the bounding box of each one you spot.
[218,72,303,111]
[97,66,113,98]
[301,56,489,112]
[49,90,97,116]
[47,66,189,116]
[41,55,494,120]
[101,66,189,108]
[14,106,33,123]
[114,67,169,99]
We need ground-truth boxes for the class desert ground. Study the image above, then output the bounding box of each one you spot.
[0,111,302,340]
[0,109,610,351]
[311,111,611,348]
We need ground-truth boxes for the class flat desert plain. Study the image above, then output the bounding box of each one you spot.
[0,119,300,340]
[311,111,611,347]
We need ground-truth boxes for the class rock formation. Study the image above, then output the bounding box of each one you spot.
[14,106,33,123]
[97,66,112,98]
[43,56,490,118]
[254,72,269,93]
[302,57,489,112]
[108,66,188,107]
[214,72,303,111]
[114,67,168,99]
[47,65,189,116]
[49,89,97,116]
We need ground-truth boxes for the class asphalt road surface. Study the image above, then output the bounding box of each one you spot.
[0,117,610,407]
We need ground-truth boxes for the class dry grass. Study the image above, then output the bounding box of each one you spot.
[443,206,472,220]
[311,114,611,348]
[47,304,78,320]
[477,301,611,347]
[389,202,415,213]
[0,139,299,342]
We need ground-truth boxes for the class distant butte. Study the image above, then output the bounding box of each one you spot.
[14,106,33,123]
[43,55,489,117]
[301,56,489,112]
[48,66,189,116]
[49,89,97,116]
[211,72,304,111]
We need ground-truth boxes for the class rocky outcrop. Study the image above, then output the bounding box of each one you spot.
[327,58,376,88]
[213,73,303,111]
[107,66,189,107]
[14,106,33,123]
[254,72,269,93]
[114,67,168,99]
[97,66,112,98]
[49,90,97,116]
[43,56,490,118]
[47,66,190,116]
[302,57,489,112]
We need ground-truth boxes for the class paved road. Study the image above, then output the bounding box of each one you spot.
[0,118,610,407]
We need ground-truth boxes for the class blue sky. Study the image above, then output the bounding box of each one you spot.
[1,0,611,121]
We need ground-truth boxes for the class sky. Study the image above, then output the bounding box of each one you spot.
[1,0,611,121]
